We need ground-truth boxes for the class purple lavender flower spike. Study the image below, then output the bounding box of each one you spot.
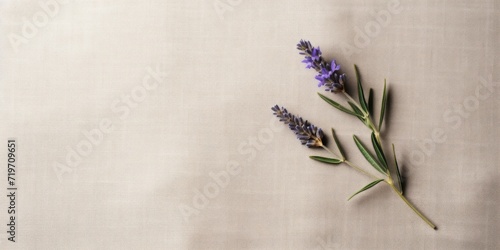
[271,105,324,148]
[297,40,346,93]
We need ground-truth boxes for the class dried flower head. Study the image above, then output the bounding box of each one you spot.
[271,105,324,148]
[297,40,346,93]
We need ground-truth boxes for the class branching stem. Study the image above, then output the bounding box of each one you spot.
[320,145,381,181]
[343,90,436,228]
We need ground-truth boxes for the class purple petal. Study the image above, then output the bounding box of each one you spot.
[330,60,340,71]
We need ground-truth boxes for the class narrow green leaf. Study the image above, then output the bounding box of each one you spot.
[347,102,364,117]
[347,102,366,124]
[310,156,343,164]
[367,88,374,114]
[348,179,385,201]
[318,93,363,118]
[354,64,368,112]
[392,144,404,194]
[378,79,388,130]
[371,132,388,171]
[331,128,345,159]
[353,135,388,176]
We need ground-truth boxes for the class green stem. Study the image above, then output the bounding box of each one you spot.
[342,91,381,139]
[344,160,380,180]
[343,91,366,117]
[343,90,407,199]
[321,145,380,180]
[321,145,341,159]
[323,142,435,228]
[330,91,434,228]
[389,184,437,229]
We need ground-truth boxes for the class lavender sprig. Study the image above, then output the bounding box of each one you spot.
[271,40,437,229]
[271,105,381,180]
[271,105,324,148]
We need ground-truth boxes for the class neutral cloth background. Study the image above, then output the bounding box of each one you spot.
[1,0,499,249]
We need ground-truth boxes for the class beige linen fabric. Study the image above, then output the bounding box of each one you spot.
[0,0,498,249]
